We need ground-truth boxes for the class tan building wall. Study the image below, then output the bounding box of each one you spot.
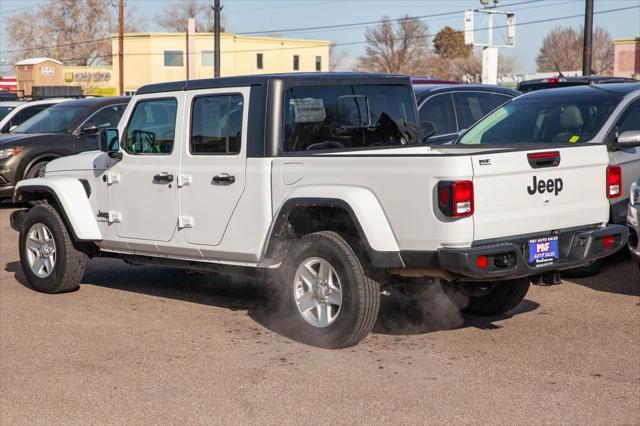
[15,58,63,96]
[112,32,330,94]
[614,37,640,79]
[62,65,116,96]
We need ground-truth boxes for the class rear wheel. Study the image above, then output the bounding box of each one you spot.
[276,231,380,348]
[19,204,87,293]
[459,278,530,316]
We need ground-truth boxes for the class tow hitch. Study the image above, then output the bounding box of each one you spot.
[532,272,562,286]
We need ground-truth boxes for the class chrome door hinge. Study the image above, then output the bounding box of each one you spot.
[108,211,122,224]
[177,174,192,188]
[178,215,194,229]
[106,171,120,185]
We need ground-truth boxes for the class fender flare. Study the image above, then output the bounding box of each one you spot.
[13,177,102,241]
[264,186,404,267]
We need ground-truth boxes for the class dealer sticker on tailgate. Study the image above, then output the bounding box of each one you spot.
[528,236,559,266]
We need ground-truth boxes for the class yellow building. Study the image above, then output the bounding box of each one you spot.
[63,65,116,96]
[112,31,330,94]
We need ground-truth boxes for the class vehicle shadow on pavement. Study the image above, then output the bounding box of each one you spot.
[565,251,640,297]
[5,259,540,343]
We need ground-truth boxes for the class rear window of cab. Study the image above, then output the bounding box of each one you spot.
[282,85,420,152]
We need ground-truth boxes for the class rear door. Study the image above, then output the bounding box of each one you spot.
[178,87,249,247]
[471,145,610,241]
[418,93,458,144]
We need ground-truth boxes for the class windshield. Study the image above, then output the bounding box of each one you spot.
[0,106,15,121]
[13,105,88,134]
[283,84,419,152]
[459,93,621,145]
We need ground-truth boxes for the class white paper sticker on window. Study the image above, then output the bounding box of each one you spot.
[292,98,326,123]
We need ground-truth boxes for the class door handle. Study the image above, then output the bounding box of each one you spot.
[153,172,174,183]
[212,173,235,185]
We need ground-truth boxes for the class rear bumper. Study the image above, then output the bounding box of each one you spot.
[403,224,628,281]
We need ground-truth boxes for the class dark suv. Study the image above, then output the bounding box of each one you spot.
[414,84,520,144]
[0,97,129,199]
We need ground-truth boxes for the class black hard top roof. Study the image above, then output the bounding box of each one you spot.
[413,84,520,99]
[520,82,640,99]
[136,72,411,95]
[51,96,130,108]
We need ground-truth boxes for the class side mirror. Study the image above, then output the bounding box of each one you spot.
[79,124,99,136]
[99,128,121,159]
[616,130,640,147]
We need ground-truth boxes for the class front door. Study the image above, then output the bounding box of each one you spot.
[179,88,249,247]
[110,95,183,242]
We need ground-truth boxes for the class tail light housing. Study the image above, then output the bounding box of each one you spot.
[438,180,474,218]
[606,166,621,199]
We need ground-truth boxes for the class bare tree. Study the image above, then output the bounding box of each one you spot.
[536,25,614,75]
[154,0,225,32]
[329,45,348,71]
[355,15,430,75]
[5,0,144,66]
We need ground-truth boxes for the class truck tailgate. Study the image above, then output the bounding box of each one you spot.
[471,145,610,241]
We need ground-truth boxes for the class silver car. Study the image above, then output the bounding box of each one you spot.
[627,180,640,267]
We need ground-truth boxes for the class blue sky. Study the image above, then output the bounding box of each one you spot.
[1,0,639,74]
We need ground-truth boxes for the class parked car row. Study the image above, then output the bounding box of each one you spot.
[0,97,129,198]
[9,72,631,348]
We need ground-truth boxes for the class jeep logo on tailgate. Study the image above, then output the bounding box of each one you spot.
[527,176,563,196]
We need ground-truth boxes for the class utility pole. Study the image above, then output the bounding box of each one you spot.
[582,0,594,76]
[118,0,124,95]
[212,0,222,78]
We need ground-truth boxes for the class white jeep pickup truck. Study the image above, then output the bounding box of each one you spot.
[10,73,628,348]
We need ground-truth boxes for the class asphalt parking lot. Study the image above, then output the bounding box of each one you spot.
[1,205,639,425]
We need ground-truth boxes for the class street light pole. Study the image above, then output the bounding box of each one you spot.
[212,0,222,78]
[582,0,594,76]
[119,0,124,95]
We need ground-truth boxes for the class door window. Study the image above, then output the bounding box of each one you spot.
[454,92,513,130]
[190,94,243,154]
[618,101,640,132]
[419,94,457,137]
[83,104,127,130]
[124,98,177,154]
[4,105,49,132]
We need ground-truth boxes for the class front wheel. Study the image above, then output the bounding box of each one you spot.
[457,278,530,316]
[276,231,380,348]
[19,204,87,293]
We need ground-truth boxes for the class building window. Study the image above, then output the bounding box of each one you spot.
[293,55,300,71]
[164,50,184,67]
[257,53,263,70]
[201,50,214,67]
[315,56,322,71]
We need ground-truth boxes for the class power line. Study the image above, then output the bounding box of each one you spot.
[45,4,638,64]
[0,0,548,56]
[236,0,550,35]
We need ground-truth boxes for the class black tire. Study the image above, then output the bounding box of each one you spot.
[19,204,87,294]
[25,161,48,179]
[276,231,380,349]
[563,259,603,278]
[461,278,530,316]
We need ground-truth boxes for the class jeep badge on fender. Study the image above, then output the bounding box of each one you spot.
[527,176,563,196]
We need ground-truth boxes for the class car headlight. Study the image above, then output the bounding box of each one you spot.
[0,147,22,160]
[631,182,640,206]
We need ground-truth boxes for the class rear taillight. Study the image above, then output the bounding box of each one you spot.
[606,166,621,199]
[438,180,474,218]
[603,235,616,250]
